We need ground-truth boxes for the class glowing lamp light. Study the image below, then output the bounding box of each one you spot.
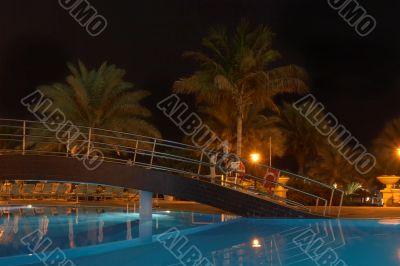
[333,183,338,189]
[27,205,33,209]
[252,238,261,248]
[250,153,261,163]
[396,148,400,157]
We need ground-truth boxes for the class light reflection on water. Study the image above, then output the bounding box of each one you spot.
[0,206,233,258]
[1,207,400,265]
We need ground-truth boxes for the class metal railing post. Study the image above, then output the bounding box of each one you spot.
[22,120,26,155]
[87,128,92,157]
[337,191,344,218]
[328,188,335,214]
[323,200,328,216]
[149,139,156,169]
[133,140,139,164]
[66,130,70,157]
[197,152,203,176]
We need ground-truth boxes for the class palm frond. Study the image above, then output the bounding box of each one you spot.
[29,61,160,152]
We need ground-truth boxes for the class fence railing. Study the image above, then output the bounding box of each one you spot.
[0,118,344,217]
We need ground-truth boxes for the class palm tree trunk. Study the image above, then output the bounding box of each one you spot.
[236,95,244,157]
[236,114,242,157]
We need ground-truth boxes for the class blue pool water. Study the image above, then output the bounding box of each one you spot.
[0,206,399,266]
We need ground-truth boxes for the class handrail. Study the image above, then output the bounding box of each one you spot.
[0,119,345,217]
[0,118,199,149]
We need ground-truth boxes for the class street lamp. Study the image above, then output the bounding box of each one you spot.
[396,147,400,158]
[250,153,260,163]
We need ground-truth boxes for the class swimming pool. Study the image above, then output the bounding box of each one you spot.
[0,206,399,265]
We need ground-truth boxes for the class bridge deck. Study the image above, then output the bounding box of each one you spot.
[0,155,322,218]
[0,118,344,218]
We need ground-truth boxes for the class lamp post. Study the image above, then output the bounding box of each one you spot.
[250,153,260,189]
[269,136,272,167]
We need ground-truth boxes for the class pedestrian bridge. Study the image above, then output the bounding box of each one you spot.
[0,119,344,218]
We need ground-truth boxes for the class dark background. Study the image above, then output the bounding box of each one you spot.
[0,0,398,148]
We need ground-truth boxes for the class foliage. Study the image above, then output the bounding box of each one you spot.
[28,61,160,154]
[372,117,400,174]
[173,19,308,156]
[197,101,286,161]
[308,140,364,185]
[273,103,319,174]
[345,182,362,195]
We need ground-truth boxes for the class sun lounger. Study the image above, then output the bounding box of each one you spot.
[46,183,60,199]
[20,184,36,199]
[126,189,139,202]
[102,186,126,200]
[86,184,101,200]
[9,183,21,199]
[56,183,73,200]
[32,183,45,198]
[42,183,55,198]
[73,184,88,201]
[0,182,11,199]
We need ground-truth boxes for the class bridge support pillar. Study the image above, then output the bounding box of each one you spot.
[139,190,152,241]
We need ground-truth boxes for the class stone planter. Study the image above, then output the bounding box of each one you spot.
[274,176,290,198]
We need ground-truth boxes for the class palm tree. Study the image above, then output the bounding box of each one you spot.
[275,103,319,174]
[30,61,160,153]
[372,117,400,174]
[344,182,362,196]
[308,141,362,185]
[198,101,286,161]
[173,19,308,156]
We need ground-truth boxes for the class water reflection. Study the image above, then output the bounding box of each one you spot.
[0,206,229,258]
[209,220,347,266]
[12,215,19,234]
[126,219,132,240]
[3,209,400,265]
[39,215,49,235]
[98,216,104,243]
[68,216,75,248]
[378,219,400,225]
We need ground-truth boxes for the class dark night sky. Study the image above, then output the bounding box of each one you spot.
[0,0,399,147]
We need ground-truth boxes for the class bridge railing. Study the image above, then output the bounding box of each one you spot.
[0,119,344,217]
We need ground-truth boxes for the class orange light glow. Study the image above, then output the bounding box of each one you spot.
[250,153,261,163]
